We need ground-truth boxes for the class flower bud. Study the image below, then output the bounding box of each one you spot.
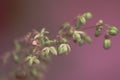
[109,26,119,36]
[79,16,86,25]
[78,39,84,46]
[103,39,111,49]
[95,30,101,37]
[84,36,92,44]
[84,12,92,19]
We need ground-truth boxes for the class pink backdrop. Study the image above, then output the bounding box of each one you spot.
[0,0,120,80]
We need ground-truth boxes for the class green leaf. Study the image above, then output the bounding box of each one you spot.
[29,58,34,66]
[41,47,50,56]
[50,46,57,56]
[66,44,71,53]
[26,56,38,66]
[13,53,19,64]
[58,44,68,55]
[31,68,37,77]
[34,59,40,64]
[103,39,111,49]
[61,37,68,43]
[58,45,64,54]
[34,33,41,39]
[68,27,73,35]
[45,40,51,46]
[14,41,21,52]
[39,37,45,46]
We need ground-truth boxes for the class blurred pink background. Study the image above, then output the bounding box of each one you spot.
[0,0,120,80]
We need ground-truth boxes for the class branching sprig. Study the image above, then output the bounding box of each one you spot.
[1,12,119,80]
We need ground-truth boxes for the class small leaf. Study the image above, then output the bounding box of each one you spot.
[58,45,64,54]
[34,59,40,64]
[26,56,38,66]
[13,53,19,63]
[29,58,34,66]
[68,27,73,35]
[45,40,51,46]
[78,39,84,46]
[103,39,111,49]
[34,33,41,39]
[14,41,21,52]
[58,44,68,55]
[41,47,50,56]
[31,68,37,77]
[50,46,57,56]
[61,37,68,43]
[66,44,71,53]
[39,37,45,46]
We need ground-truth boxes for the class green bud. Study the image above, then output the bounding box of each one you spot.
[62,22,71,28]
[79,16,86,25]
[78,39,84,46]
[95,30,101,37]
[85,12,92,19]
[85,36,92,44]
[109,26,119,36]
[103,39,111,49]
[76,17,82,29]
[109,29,118,35]
[73,32,81,41]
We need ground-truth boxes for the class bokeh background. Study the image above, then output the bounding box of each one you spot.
[0,0,120,80]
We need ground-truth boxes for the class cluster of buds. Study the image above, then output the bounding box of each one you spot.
[94,20,119,49]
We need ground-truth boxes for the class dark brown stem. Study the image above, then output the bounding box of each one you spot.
[81,26,96,31]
